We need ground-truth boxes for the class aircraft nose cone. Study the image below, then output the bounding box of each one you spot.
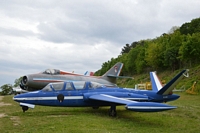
[13,94,22,102]
[13,91,40,103]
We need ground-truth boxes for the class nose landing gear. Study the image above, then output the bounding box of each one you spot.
[22,106,29,112]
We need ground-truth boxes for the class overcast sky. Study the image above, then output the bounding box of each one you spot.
[0,0,200,86]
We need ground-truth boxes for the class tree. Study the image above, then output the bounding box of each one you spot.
[126,45,141,74]
[180,22,190,35]
[130,41,138,48]
[14,77,23,87]
[179,33,200,67]
[135,45,146,73]
[168,26,179,34]
[163,30,183,70]
[0,84,13,95]
[145,42,161,70]
[180,17,200,35]
[121,44,131,54]
[117,53,129,75]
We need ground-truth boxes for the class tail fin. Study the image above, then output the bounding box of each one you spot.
[101,62,124,83]
[157,69,189,95]
[101,62,133,84]
[84,71,88,75]
[102,62,123,77]
[84,71,94,76]
[150,71,163,92]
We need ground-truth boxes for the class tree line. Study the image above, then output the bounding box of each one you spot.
[1,17,200,94]
[95,17,200,76]
[0,77,22,95]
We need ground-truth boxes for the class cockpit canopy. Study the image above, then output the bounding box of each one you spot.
[42,81,105,92]
[42,69,60,75]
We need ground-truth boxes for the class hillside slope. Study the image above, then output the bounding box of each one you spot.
[117,65,200,94]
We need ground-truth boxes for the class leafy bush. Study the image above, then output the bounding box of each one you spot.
[0,84,13,95]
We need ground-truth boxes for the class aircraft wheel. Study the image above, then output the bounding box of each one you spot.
[22,106,28,112]
[109,110,117,117]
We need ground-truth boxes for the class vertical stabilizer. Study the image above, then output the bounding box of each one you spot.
[101,62,124,83]
[150,71,163,92]
[102,62,123,77]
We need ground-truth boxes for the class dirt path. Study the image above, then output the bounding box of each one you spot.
[0,96,11,118]
[0,96,3,101]
[0,96,11,106]
[0,96,20,125]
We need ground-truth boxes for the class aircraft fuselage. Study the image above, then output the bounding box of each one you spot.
[21,74,116,91]
[15,82,180,108]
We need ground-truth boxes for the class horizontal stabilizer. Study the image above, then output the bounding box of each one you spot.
[107,74,134,79]
[126,102,176,112]
[20,103,35,108]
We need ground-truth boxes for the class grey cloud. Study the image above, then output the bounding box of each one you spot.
[0,27,35,37]
[0,0,200,86]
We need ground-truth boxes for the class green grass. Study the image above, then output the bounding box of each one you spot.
[0,93,200,133]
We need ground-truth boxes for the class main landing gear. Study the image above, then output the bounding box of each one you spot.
[109,105,117,117]
[22,106,29,112]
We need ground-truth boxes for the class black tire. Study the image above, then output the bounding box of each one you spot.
[22,106,28,112]
[109,109,117,117]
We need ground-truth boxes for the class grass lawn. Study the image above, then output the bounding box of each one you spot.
[0,93,200,133]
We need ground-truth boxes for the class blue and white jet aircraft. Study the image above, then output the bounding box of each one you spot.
[13,69,189,116]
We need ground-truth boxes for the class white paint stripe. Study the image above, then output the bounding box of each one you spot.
[14,96,83,101]
[100,94,137,103]
[125,98,149,100]
[33,78,64,82]
[127,106,176,109]
[29,91,40,93]
[152,72,163,91]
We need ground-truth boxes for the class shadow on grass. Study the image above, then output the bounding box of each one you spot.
[11,106,164,128]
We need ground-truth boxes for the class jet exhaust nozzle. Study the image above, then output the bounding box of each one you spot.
[20,76,28,90]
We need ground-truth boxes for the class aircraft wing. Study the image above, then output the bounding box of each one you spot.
[89,94,176,112]
[89,94,135,105]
